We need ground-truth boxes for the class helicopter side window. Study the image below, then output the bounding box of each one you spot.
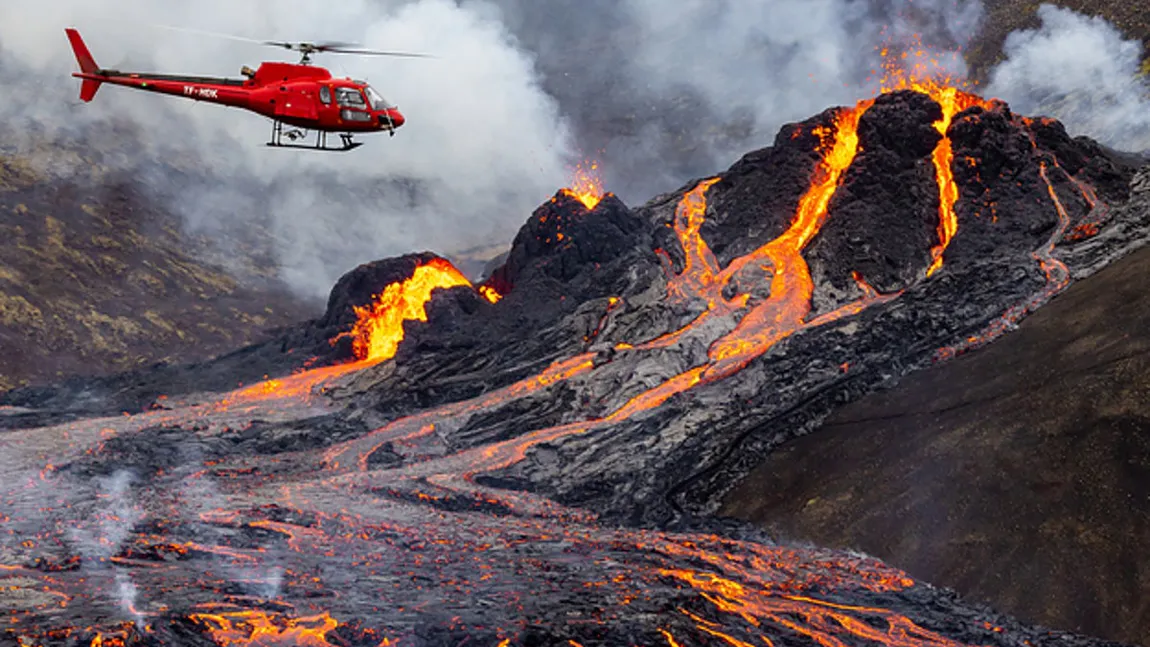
[319,86,331,105]
[335,87,367,108]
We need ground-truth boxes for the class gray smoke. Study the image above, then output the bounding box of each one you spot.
[115,570,143,625]
[176,469,286,600]
[66,470,146,623]
[985,4,1150,153]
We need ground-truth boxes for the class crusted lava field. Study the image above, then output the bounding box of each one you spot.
[2,86,1148,646]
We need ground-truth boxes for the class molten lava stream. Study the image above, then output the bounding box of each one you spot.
[394,101,901,500]
[662,568,969,647]
[646,536,978,647]
[189,610,350,647]
[900,84,991,277]
[702,100,898,377]
[875,44,995,277]
[1035,162,1073,292]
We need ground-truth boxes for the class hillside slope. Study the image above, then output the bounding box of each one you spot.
[722,229,1150,644]
[0,151,316,390]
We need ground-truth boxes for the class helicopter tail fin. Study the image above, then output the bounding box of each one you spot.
[78,78,102,103]
[65,29,98,74]
[65,28,102,102]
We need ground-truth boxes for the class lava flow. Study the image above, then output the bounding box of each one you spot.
[188,610,364,647]
[329,99,895,490]
[935,115,1107,360]
[337,258,476,363]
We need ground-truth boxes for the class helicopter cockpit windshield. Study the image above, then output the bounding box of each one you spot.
[363,86,394,110]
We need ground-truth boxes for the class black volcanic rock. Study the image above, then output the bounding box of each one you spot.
[944,102,1064,266]
[319,191,671,419]
[809,90,945,309]
[487,192,646,289]
[721,231,1150,646]
[692,109,836,268]
[487,93,1144,530]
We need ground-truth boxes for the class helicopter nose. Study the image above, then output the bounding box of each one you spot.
[382,109,405,129]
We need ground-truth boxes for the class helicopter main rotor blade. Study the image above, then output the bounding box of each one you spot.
[312,41,361,50]
[153,24,268,45]
[151,25,436,59]
[323,47,436,58]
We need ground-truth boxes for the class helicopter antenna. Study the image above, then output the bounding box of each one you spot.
[153,24,435,65]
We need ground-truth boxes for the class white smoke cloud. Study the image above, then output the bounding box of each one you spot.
[0,0,574,298]
[986,4,1150,153]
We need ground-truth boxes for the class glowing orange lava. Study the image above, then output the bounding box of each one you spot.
[189,610,343,647]
[561,160,605,210]
[707,100,877,367]
[934,117,1091,361]
[478,285,503,304]
[22,42,1101,647]
[339,258,474,363]
[878,44,995,277]
[662,567,968,647]
[398,99,900,490]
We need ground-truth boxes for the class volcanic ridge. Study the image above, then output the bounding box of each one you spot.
[2,78,1148,647]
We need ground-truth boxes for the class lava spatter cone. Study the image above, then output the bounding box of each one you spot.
[486,190,643,290]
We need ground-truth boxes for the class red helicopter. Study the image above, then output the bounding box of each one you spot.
[65,28,431,151]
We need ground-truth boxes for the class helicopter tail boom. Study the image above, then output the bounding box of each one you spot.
[65,28,103,102]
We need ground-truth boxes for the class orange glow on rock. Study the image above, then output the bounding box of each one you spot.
[708,101,873,365]
[479,285,503,304]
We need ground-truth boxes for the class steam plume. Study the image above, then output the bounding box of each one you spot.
[985,4,1150,153]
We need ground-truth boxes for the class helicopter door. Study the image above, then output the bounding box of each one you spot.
[275,85,319,121]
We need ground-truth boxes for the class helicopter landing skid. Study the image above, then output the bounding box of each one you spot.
[267,122,361,152]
